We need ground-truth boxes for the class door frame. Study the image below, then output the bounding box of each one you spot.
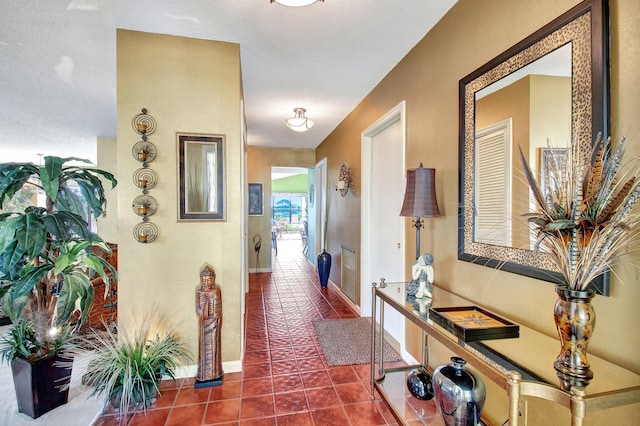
[315,158,328,257]
[360,101,407,315]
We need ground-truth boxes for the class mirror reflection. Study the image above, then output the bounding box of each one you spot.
[473,44,572,249]
[185,141,219,214]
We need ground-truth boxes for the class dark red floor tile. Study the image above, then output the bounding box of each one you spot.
[242,361,272,379]
[344,400,388,425]
[272,373,303,393]
[274,390,309,414]
[239,417,276,426]
[240,395,275,420]
[311,406,351,426]
[129,408,171,425]
[271,359,298,375]
[174,385,211,405]
[152,387,179,408]
[296,356,325,371]
[242,377,274,397]
[204,399,241,423]
[276,411,314,425]
[293,345,319,358]
[305,386,341,410]
[244,350,270,364]
[210,381,242,401]
[328,365,360,384]
[269,346,295,360]
[300,370,332,389]
[165,403,206,425]
[335,381,372,404]
[225,372,243,382]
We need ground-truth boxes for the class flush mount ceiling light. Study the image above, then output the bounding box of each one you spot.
[285,107,315,132]
[270,0,324,6]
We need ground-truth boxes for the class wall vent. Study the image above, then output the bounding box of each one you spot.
[340,247,357,304]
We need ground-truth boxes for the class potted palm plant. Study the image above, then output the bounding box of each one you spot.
[519,133,640,390]
[0,156,117,417]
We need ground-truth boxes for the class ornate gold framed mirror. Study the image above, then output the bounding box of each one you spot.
[457,0,610,294]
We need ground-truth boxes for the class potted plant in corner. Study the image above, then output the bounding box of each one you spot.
[0,156,117,418]
[519,134,640,390]
[79,309,190,419]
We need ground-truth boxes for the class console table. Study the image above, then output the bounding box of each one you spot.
[370,279,640,425]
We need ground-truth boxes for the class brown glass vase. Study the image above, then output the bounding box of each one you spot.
[553,285,596,390]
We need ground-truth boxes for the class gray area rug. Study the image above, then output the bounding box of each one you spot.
[312,317,402,366]
[0,325,103,426]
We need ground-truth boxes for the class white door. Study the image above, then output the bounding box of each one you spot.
[361,102,406,353]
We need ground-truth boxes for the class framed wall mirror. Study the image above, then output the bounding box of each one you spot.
[458,0,609,294]
[177,133,226,222]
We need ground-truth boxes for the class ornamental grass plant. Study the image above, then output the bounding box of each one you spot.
[79,309,190,418]
[519,133,640,290]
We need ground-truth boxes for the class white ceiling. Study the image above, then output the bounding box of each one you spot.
[0,0,457,164]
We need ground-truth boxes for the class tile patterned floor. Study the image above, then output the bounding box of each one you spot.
[94,238,442,425]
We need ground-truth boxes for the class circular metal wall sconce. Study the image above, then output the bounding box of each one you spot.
[133,221,159,243]
[133,168,158,194]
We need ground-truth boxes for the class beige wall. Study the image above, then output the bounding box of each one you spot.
[315,111,364,293]
[316,0,640,423]
[116,30,244,370]
[247,146,315,271]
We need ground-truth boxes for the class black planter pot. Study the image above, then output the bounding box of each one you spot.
[11,354,73,418]
[317,249,332,288]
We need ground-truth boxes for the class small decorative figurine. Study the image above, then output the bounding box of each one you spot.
[412,253,434,299]
[195,265,223,387]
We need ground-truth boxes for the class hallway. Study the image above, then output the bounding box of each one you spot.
[95,238,402,425]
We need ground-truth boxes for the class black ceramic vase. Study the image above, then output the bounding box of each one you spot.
[317,249,332,288]
[433,357,485,426]
[406,366,434,400]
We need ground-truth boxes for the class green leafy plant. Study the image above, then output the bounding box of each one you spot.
[0,156,117,358]
[80,310,191,417]
[0,319,75,364]
[520,134,640,290]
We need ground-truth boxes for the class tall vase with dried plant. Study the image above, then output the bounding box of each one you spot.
[520,133,640,389]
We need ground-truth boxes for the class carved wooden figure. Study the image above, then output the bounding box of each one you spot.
[195,265,223,387]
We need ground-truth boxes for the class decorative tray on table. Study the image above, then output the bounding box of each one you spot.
[428,306,519,342]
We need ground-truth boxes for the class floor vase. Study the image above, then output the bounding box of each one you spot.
[553,285,596,390]
[317,249,332,288]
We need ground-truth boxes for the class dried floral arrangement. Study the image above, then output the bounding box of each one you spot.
[519,134,640,291]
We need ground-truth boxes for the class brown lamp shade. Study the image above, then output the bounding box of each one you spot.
[400,164,440,218]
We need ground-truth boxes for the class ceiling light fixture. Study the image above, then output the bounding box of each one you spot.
[285,107,315,132]
[270,0,324,6]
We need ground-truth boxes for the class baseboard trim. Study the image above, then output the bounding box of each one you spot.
[249,268,272,273]
[175,360,242,379]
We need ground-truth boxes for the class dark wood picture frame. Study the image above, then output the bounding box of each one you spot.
[177,133,226,222]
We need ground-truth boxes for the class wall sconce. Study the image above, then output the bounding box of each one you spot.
[335,162,351,197]
[400,163,441,260]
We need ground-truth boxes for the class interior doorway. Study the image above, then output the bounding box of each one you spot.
[271,166,310,258]
[361,101,407,354]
